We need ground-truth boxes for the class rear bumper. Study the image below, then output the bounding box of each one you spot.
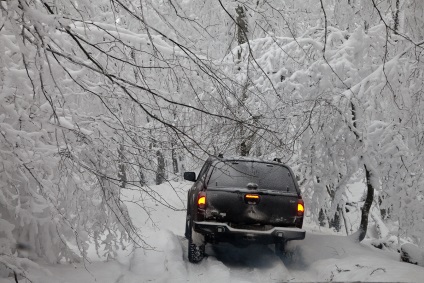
[194,221,305,244]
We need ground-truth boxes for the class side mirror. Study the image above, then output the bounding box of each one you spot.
[183,172,196,182]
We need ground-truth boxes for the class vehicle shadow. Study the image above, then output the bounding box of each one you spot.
[206,243,282,269]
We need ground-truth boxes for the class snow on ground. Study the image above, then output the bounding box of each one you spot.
[3,181,424,282]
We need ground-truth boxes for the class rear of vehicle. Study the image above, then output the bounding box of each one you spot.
[185,158,305,263]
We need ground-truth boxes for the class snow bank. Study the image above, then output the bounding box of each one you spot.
[286,233,424,282]
[401,243,424,267]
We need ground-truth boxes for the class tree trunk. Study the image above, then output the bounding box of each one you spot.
[138,155,146,187]
[139,169,145,187]
[341,204,350,235]
[318,208,327,227]
[118,144,127,188]
[350,101,374,242]
[117,101,126,189]
[357,164,375,241]
[156,149,165,185]
[171,141,179,174]
[393,0,401,34]
[235,5,248,58]
[235,4,251,156]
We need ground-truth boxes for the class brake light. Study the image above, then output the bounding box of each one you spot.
[297,199,304,216]
[197,192,206,209]
[245,194,259,199]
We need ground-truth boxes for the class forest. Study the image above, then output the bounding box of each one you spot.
[0,0,423,280]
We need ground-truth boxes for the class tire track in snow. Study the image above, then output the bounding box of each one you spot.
[178,235,313,282]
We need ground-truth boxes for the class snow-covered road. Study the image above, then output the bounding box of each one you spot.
[113,229,315,282]
[7,181,424,283]
[107,181,424,282]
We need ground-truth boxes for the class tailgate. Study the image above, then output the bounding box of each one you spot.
[205,188,299,226]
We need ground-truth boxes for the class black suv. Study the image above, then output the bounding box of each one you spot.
[184,156,305,263]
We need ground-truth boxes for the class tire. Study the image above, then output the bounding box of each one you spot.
[188,238,205,263]
[187,223,205,263]
[275,241,286,256]
[276,241,298,265]
[184,214,191,239]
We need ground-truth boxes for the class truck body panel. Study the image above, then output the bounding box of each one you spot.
[205,188,300,226]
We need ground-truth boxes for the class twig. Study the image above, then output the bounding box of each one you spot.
[370,267,386,275]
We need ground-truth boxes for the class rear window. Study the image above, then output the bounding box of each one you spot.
[207,161,296,192]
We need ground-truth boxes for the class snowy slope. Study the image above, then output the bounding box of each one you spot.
[4,181,424,283]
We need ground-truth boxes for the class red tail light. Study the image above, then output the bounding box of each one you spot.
[297,198,304,216]
[197,192,206,210]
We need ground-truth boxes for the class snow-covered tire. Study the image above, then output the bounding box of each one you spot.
[188,238,205,263]
[187,224,205,263]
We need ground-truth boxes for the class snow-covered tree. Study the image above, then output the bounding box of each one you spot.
[1,1,424,279]
[234,0,424,244]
